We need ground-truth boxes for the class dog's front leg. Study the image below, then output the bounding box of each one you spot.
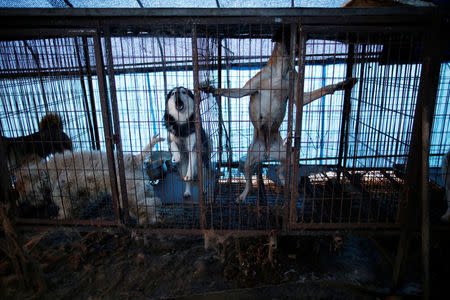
[168,132,181,163]
[184,155,194,197]
[183,133,197,198]
[184,149,197,182]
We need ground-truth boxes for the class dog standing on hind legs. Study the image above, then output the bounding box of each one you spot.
[201,29,357,202]
[164,86,211,198]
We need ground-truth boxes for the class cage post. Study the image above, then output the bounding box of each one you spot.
[417,20,442,299]
[392,18,443,298]
[192,24,206,230]
[104,30,130,225]
[337,40,355,180]
[82,36,101,150]
[284,23,298,230]
[92,32,121,224]
[289,26,306,228]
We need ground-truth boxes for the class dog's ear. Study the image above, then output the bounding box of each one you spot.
[187,88,195,100]
[166,87,175,101]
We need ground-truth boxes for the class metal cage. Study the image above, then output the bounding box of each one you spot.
[0,8,448,236]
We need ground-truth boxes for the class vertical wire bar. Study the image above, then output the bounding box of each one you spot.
[192,24,206,230]
[354,43,367,224]
[217,37,223,179]
[92,32,121,224]
[290,25,306,227]
[284,23,297,230]
[217,35,224,230]
[82,36,101,150]
[23,40,48,113]
[104,31,130,225]
[74,37,96,150]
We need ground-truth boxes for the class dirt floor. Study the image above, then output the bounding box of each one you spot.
[3,225,446,300]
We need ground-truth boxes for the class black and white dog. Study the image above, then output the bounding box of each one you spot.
[163,86,210,198]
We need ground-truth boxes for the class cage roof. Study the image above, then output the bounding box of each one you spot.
[0,0,349,8]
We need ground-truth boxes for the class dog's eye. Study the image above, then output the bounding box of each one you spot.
[181,90,186,94]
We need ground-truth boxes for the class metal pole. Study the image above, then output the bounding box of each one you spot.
[337,40,355,179]
[392,16,442,298]
[192,24,206,230]
[284,23,297,230]
[92,32,121,224]
[290,25,306,228]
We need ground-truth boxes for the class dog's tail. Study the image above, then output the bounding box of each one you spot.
[135,134,165,166]
[38,113,64,131]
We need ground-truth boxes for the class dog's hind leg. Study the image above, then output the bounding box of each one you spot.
[238,138,265,203]
[268,136,291,187]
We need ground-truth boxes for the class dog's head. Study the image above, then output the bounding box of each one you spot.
[165,86,195,123]
[272,25,300,55]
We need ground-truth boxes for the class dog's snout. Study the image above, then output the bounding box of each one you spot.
[175,91,184,111]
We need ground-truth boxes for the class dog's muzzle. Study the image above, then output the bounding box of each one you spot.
[175,94,184,111]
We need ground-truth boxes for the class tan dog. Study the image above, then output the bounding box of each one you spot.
[15,135,163,225]
[203,31,357,202]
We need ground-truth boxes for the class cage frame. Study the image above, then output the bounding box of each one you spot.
[0,8,449,297]
[0,7,446,229]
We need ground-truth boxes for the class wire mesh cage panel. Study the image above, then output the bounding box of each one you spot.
[0,10,448,233]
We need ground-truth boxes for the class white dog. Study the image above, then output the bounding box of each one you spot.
[15,135,164,225]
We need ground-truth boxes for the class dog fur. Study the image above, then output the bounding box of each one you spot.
[1,113,73,168]
[441,150,450,222]
[14,135,163,225]
[163,86,210,198]
[202,29,357,202]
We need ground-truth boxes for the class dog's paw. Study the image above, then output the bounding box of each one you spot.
[151,134,165,144]
[183,175,192,182]
[183,191,191,198]
[236,194,246,204]
[199,80,216,94]
[341,78,358,90]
